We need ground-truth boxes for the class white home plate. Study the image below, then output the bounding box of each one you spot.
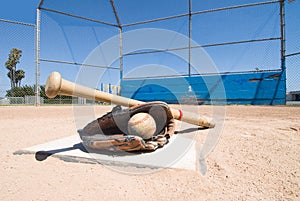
[14,124,206,173]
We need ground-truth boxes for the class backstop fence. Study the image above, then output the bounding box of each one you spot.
[0,0,299,105]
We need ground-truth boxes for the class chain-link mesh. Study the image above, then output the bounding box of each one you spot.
[286,55,300,92]
[285,0,300,98]
[0,19,35,104]
[0,0,299,105]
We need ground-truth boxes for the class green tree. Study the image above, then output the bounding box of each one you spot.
[5,48,25,88]
[6,85,35,97]
[15,69,25,87]
[6,69,26,87]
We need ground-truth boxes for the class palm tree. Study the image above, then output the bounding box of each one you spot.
[5,48,22,88]
[15,69,25,87]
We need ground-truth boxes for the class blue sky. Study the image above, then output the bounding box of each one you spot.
[0,0,299,97]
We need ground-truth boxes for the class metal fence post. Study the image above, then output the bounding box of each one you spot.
[280,0,286,70]
[35,8,41,106]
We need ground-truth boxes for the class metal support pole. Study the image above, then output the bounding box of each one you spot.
[280,0,286,70]
[119,27,123,95]
[280,0,286,105]
[109,0,122,95]
[188,0,192,76]
[35,8,41,106]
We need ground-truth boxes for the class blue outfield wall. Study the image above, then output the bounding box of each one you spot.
[120,70,286,105]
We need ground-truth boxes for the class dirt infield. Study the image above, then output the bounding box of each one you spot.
[0,105,299,200]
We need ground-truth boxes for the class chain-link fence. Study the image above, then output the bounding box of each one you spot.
[286,54,300,103]
[0,17,119,105]
[0,19,36,104]
[285,0,300,103]
[0,0,299,105]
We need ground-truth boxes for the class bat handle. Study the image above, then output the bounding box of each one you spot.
[171,108,215,128]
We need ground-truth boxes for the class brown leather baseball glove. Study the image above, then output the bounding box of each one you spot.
[78,102,175,152]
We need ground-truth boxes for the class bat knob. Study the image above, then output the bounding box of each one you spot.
[46,71,62,98]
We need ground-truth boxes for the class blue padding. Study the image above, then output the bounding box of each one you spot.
[121,70,286,105]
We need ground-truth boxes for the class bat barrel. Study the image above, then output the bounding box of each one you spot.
[45,72,215,128]
[46,72,143,106]
[45,71,63,98]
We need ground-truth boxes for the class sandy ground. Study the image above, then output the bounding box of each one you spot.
[0,105,299,201]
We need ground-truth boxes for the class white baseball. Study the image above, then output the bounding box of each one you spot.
[128,113,156,139]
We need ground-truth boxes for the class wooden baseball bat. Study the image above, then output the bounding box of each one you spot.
[45,72,215,128]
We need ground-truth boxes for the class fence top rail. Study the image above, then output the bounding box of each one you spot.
[192,0,280,15]
[0,18,35,27]
[285,51,300,57]
[37,0,280,28]
[123,37,281,57]
[122,69,283,80]
[39,58,120,70]
[122,0,280,27]
[39,7,118,27]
